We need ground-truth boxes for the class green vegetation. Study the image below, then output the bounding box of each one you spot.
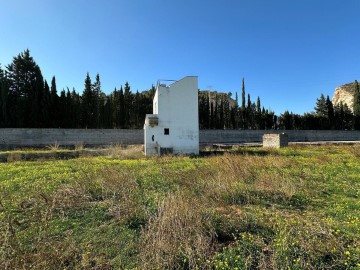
[3,49,360,131]
[0,145,359,269]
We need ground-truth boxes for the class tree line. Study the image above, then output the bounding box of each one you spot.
[278,81,360,130]
[199,78,276,130]
[1,50,360,130]
[0,50,154,129]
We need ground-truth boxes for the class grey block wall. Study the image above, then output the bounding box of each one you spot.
[1,129,360,149]
[0,129,144,148]
[199,130,360,143]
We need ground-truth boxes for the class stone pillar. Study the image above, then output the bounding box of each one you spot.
[263,133,288,148]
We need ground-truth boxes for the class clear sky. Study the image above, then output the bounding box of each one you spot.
[1,0,359,115]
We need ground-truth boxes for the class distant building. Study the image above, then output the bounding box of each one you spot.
[144,76,199,156]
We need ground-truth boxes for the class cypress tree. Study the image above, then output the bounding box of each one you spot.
[198,93,206,129]
[353,80,360,129]
[0,66,9,127]
[241,78,246,129]
[118,86,125,128]
[92,73,102,128]
[71,89,81,128]
[210,101,214,129]
[49,76,59,127]
[31,66,45,127]
[241,78,246,110]
[42,80,50,127]
[256,96,261,113]
[57,89,66,127]
[133,90,141,128]
[247,94,254,129]
[102,95,113,128]
[124,82,132,128]
[207,94,211,128]
[231,92,238,129]
[81,73,95,128]
[214,94,219,129]
[223,95,230,129]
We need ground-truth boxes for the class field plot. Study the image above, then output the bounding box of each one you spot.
[0,145,359,269]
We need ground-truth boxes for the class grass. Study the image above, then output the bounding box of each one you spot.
[0,144,359,269]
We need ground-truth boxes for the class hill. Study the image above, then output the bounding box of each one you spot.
[332,81,359,111]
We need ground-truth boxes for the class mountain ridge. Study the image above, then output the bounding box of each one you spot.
[332,81,358,111]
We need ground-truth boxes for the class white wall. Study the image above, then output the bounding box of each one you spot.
[144,76,199,155]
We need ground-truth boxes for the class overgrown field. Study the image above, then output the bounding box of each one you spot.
[0,145,359,269]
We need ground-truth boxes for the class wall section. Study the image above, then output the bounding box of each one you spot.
[1,129,360,149]
[0,129,143,149]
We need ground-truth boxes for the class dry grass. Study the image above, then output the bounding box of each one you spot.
[107,144,143,159]
[1,145,359,269]
[139,191,215,270]
[46,141,60,151]
[349,144,360,157]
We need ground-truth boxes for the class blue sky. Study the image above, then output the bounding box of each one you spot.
[1,0,359,114]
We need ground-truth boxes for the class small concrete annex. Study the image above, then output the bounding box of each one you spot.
[144,76,199,156]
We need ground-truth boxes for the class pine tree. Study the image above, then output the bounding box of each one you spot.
[314,94,328,129]
[280,111,293,130]
[315,94,327,117]
[325,95,334,129]
[6,49,41,127]
[343,103,353,130]
[81,73,95,128]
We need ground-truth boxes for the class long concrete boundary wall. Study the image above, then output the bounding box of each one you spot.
[199,130,360,143]
[0,129,143,148]
[1,129,360,148]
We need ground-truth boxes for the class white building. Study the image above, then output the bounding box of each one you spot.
[144,76,199,156]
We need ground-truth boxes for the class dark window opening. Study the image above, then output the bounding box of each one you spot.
[164,128,169,135]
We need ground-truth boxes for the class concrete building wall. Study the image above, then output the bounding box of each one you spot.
[1,129,360,149]
[144,76,199,155]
